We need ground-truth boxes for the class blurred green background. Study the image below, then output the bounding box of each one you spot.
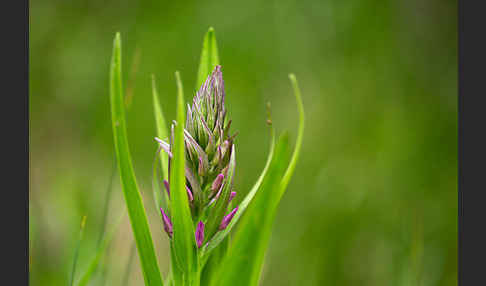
[29,0,457,285]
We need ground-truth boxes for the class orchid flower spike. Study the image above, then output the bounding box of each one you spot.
[155,65,239,249]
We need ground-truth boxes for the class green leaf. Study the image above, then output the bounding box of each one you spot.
[211,134,291,286]
[152,75,170,212]
[152,75,170,180]
[281,74,305,193]
[210,75,305,286]
[69,216,87,286]
[196,27,220,89]
[109,32,164,286]
[170,71,198,284]
[75,214,124,286]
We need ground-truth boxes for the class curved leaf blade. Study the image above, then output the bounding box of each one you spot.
[109,32,164,286]
[281,74,305,193]
[211,134,291,286]
[170,71,198,284]
[69,216,87,286]
[152,75,170,181]
[211,75,305,286]
[152,75,170,212]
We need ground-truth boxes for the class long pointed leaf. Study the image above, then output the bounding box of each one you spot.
[281,74,305,192]
[211,134,291,286]
[152,75,170,212]
[196,27,220,89]
[211,75,305,286]
[152,75,170,180]
[109,32,163,286]
[170,71,198,284]
[69,216,87,286]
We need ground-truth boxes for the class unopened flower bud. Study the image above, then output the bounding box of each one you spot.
[160,208,173,238]
[195,221,205,248]
[211,173,224,191]
[219,207,238,230]
[186,185,194,202]
[229,191,236,202]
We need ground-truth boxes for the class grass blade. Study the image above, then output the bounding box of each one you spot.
[152,75,170,181]
[211,134,291,286]
[281,74,305,193]
[110,32,164,286]
[170,71,198,284]
[69,216,87,286]
[211,75,305,286]
[75,214,124,286]
[152,75,170,212]
[196,27,220,89]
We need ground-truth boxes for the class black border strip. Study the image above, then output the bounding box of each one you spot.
[1,0,29,284]
[459,1,486,285]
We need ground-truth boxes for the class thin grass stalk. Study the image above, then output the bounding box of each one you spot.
[69,216,87,286]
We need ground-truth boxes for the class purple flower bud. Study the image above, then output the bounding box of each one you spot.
[195,221,205,248]
[211,173,224,191]
[229,191,236,202]
[163,180,170,198]
[219,207,238,230]
[186,185,194,202]
[160,208,173,237]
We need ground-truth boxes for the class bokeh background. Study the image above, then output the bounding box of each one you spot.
[29,0,457,285]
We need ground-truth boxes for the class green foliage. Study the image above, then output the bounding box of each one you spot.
[207,74,304,286]
[109,33,164,286]
[69,216,87,286]
[282,74,305,193]
[169,71,198,285]
[30,2,459,285]
[152,75,170,181]
[211,134,291,286]
[110,29,303,286]
[152,75,170,212]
